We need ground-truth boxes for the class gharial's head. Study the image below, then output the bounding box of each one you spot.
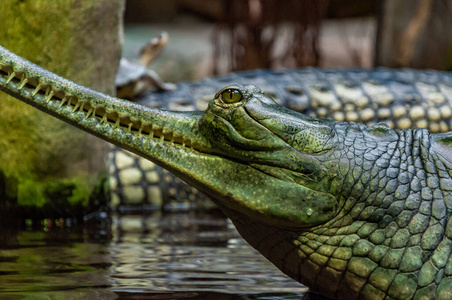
[192,84,407,231]
[191,84,367,229]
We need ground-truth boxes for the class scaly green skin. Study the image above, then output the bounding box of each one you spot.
[2,45,452,299]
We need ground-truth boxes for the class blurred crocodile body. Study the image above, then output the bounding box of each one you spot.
[2,45,452,299]
[112,68,452,211]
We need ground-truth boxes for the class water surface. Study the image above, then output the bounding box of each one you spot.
[0,211,310,299]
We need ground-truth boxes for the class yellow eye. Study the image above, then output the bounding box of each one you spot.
[220,88,242,104]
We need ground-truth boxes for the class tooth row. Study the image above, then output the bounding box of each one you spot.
[0,64,192,148]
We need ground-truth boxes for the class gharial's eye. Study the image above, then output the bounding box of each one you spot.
[220,88,242,104]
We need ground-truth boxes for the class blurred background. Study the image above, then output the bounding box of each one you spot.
[122,0,452,84]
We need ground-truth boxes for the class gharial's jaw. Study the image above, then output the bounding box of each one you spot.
[0,45,211,154]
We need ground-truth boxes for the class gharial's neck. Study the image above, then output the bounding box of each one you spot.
[229,127,451,299]
[328,124,438,216]
[341,128,443,220]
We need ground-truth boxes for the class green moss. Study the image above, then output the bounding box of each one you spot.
[46,176,92,207]
[15,175,104,208]
[369,125,390,136]
[438,135,452,146]
[17,179,46,207]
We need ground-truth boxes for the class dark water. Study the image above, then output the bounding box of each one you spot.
[0,211,310,299]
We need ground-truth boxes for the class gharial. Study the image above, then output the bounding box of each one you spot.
[1,45,452,299]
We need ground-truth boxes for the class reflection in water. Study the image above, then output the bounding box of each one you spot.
[0,211,308,299]
[0,218,113,299]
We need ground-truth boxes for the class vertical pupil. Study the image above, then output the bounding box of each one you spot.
[220,89,240,103]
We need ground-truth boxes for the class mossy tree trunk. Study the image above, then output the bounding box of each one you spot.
[0,0,125,222]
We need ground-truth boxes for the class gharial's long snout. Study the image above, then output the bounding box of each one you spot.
[0,46,343,229]
[0,45,211,160]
